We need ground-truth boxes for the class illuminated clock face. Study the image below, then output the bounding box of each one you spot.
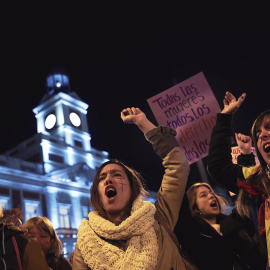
[45,114,56,129]
[69,112,81,127]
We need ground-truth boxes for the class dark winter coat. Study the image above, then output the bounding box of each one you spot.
[0,224,49,270]
[181,213,266,270]
[207,113,268,267]
[46,254,72,270]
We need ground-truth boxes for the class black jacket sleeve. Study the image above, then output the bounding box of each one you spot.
[207,113,244,194]
[237,153,256,167]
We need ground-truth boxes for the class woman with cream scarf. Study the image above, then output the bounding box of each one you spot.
[72,107,190,270]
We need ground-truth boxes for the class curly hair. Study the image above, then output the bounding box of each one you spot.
[0,208,23,228]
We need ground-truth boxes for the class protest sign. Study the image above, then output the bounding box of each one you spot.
[147,72,221,164]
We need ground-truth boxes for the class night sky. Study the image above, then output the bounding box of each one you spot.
[1,8,269,192]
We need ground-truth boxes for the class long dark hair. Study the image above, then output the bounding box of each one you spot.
[186,182,227,217]
[251,110,270,168]
[90,159,149,219]
[236,110,270,217]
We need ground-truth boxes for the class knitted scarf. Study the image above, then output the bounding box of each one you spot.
[77,198,159,270]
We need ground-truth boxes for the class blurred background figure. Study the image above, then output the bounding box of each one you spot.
[0,207,49,270]
[23,216,72,270]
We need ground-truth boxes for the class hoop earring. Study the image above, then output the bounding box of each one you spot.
[267,165,270,180]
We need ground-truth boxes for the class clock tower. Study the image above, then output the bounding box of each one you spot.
[32,70,108,174]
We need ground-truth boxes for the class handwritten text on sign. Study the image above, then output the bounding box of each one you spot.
[147,72,221,164]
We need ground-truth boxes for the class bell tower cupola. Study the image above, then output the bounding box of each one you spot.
[46,73,71,95]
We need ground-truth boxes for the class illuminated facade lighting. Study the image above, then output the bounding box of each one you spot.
[0,70,157,259]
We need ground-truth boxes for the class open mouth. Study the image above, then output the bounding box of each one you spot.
[105,187,117,199]
[263,143,270,153]
[210,201,218,208]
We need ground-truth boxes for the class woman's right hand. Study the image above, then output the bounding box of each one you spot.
[121,107,145,125]
[121,107,156,134]
[235,133,252,154]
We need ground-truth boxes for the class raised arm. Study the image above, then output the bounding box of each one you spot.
[121,107,190,229]
[207,92,247,193]
[235,133,256,167]
[235,133,252,155]
[221,91,246,114]
[121,107,156,134]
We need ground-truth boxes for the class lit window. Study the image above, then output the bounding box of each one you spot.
[59,204,70,228]
[24,200,40,221]
[82,206,89,219]
[63,242,67,255]
[0,196,10,210]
